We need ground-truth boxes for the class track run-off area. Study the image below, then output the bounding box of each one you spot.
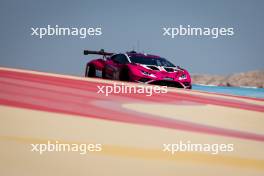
[0,67,264,176]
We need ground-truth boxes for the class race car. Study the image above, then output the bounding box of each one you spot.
[84,49,192,89]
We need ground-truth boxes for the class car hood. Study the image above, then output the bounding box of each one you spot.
[130,63,190,78]
[128,63,191,83]
[138,64,183,73]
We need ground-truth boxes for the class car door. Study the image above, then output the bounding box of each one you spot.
[106,54,128,80]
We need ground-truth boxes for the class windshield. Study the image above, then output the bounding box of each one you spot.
[129,56,175,67]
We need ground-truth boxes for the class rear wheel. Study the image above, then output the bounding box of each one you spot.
[102,68,106,79]
[85,64,96,77]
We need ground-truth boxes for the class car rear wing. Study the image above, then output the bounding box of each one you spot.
[83,49,114,56]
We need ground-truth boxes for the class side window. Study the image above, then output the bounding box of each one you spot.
[119,54,129,64]
[111,55,119,63]
[111,54,128,64]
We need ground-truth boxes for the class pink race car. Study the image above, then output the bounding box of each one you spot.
[84,49,192,89]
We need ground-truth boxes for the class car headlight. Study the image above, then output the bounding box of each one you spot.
[179,74,187,80]
[140,70,156,77]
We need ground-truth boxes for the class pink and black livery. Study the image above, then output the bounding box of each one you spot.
[84,49,192,89]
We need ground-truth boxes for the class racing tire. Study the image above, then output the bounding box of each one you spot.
[86,64,96,77]
[102,68,106,79]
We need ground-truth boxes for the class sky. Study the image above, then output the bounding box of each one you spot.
[0,0,263,76]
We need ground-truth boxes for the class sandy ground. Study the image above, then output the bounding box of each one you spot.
[0,67,264,176]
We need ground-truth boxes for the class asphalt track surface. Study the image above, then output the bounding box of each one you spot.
[0,67,264,176]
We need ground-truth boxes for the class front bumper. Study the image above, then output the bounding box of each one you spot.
[130,71,192,89]
[148,80,192,89]
[134,76,191,89]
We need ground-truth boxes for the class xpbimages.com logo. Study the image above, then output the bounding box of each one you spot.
[97,83,168,96]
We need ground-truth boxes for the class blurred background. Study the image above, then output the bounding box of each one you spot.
[0,0,263,76]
